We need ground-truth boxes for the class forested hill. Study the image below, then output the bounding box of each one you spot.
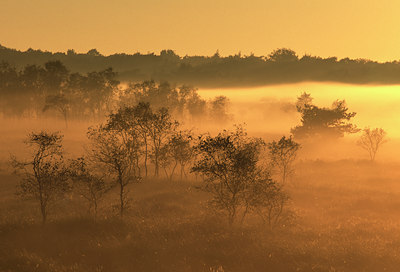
[2,44,400,87]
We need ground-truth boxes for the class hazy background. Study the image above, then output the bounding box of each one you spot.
[1,82,399,163]
[199,83,400,137]
[197,83,399,161]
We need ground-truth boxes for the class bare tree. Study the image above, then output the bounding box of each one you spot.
[87,126,137,217]
[11,131,70,224]
[267,136,300,185]
[357,127,388,161]
[69,157,110,220]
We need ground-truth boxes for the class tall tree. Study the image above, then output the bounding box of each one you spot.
[148,107,178,177]
[133,102,153,177]
[87,125,137,217]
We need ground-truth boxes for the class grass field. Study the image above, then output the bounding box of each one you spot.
[1,158,400,272]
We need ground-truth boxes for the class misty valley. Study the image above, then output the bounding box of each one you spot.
[1,60,400,272]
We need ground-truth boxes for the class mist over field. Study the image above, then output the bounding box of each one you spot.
[4,81,399,162]
[4,0,400,269]
[199,83,400,161]
[1,60,400,272]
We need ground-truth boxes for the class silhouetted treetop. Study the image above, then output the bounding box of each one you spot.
[291,93,359,139]
[268,48,298,62]
[87,49,102,56]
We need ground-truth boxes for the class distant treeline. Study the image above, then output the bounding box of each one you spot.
[2,45,400,87]
[0,59,230,123]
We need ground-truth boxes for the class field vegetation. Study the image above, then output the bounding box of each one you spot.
[0,61,396,271]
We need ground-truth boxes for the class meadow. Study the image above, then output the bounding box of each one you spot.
[1,106,400,271]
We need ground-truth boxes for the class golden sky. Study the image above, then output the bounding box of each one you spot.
[1,0,400,61]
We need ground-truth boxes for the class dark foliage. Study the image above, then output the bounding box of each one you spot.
[2,44,400,89]
[291,93,359,139]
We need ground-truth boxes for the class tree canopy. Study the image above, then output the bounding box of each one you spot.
[291,93,359,139]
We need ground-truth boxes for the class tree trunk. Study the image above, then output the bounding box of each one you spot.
[228,206,236,226]
[163,167,169,180]
[180,164,186,181]
[170,161,178,181]
[144,139,148,177]
[94,199,98,222]
[40,201,47,225]
[136,156,141,177]
[154,150,159,177]
[119,175,124,218]
[38,188,47,225]
[63,111,68,129]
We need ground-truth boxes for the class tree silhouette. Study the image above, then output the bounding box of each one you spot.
[87,125,137,217]
[291,94,359,139]
[159,130,194,181]
[69,157,110,219]
[11,131,70,224]
[105,106,143,177]
[244,172,289,228]
[43,61,69,93]
[210,96,231,124]
[192,126,284,225]
[169,130,194,180]
[87,49,102,56]
[132,102,153,177]
[357,127,388,161]
[267,136,300,185]
[148,107,178,177]
[186,91,207,122]
[43,94,70,128]
[268,48,298,62]
[295,92,313,111]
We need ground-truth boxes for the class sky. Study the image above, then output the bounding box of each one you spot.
[1,0,400,61]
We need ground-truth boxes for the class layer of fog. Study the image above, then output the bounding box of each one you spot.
[199,82,400,162]
[1,82,399,163]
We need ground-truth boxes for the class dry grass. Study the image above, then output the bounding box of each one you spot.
[2,118,400,271]
[1,160,400,271]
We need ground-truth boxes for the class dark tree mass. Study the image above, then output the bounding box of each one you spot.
[2,44,400,88]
